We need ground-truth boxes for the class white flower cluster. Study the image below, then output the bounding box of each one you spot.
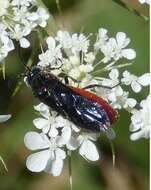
[0,0,49,63]
[24,103,101,176]
[24,28,150,176]
[138,0,150,4]
[94,29,136,63]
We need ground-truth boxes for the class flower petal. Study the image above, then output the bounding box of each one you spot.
[0,114,11,123]
[34,103,48,112]
[24,132,49,150]
[138,73,150,86]
[116,32,127,47]
[26,150,50,172]
[50,159,64,176]
[20,38,30,48]
[125,98,137,108]
[66,137,80,150]
[48,125,58,137]
[131,81,142,93]
[55,148,66,160]
[46,37,56,50]
[109,69,119,80]
[56,126,71,146]
[130,129,149,141]
[122,49,136,60]
[33,118,48,129]
[79,140,99,161]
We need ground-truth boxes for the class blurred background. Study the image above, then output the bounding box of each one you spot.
[0,0,149,190]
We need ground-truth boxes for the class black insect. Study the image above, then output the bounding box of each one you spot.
[26,66,118,132]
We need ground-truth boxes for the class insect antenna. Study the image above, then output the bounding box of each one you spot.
[17,43,31,72]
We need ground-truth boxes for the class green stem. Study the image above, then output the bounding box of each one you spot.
[91,68,108,75]
[0,155,8,172]
[56,0,62,16]
[2,61,6,80]
[68,151,73,190]
[56,0,65,29]
[91,62,133,76]
[109,140,116,168]
[112,0,149,21]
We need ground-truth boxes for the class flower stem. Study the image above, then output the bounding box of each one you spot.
[56,0,64,29]
[68,151,73,190]
[2,61,6,80]
[0,155,8,172]
[112,0,149,21]
[109,140,115,168]
[56,0,62,16]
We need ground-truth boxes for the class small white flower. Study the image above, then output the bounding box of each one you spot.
[71,33,89,54]
[0,0,49,57]
[78,133,99,161]
[24,132,66,176]
[102,69,123,103]
[28,7,49,28]
[56,31,89,55]
[116,95,137,111]
[100,39,116,63]
[123,98,137,109]
[33,103,72,143]
[62,54,94,81]
[38,37,62,67]
[36,8,49,27]
[114,32,136,60]
[9,24,31,48]
[56,30,72,50]
[96,30,136,63]
[79,64,94,73]
[13,6,29,24]
[0,23,14,62]
[94,28,108,49]
[130,95,150,140]
[84,52,95,64]
[33,109,57,135]
[11,0,34,7]
[122,71,150,93]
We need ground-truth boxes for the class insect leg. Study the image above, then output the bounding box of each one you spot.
[64,76,69,84]
[17,43,31,71]
[45,63,63,71]
[83,83,120,90]
[64,76,81,84]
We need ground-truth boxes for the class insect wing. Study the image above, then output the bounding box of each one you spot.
[51,84,111,132]
[70,87,118,124]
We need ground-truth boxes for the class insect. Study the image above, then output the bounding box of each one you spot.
[26,65,118,132]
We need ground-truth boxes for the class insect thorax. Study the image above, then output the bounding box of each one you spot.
[27,66,58,98]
